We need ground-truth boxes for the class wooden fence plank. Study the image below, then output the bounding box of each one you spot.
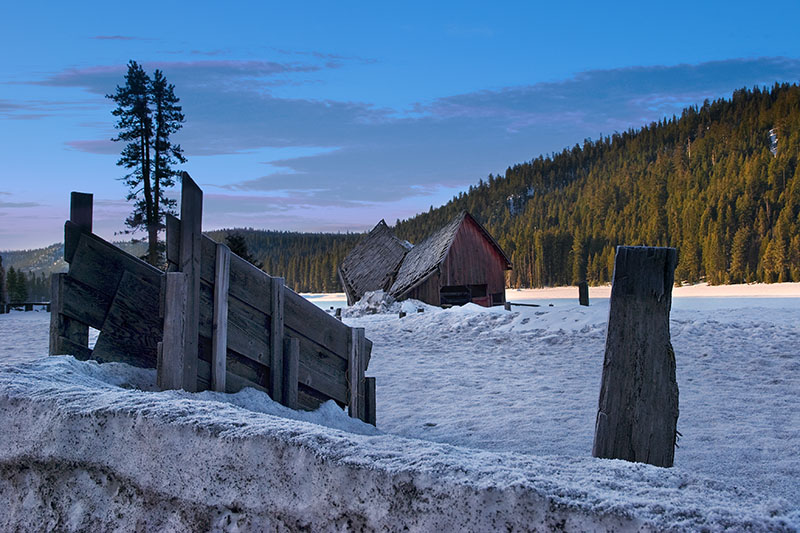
[92,271,161,368]
[179,173,203,392]
[54,336,93,360]
[198,283,269,365]
[284,287,350,361]
[159,272,188,390]
[592,246,679,468]
[66,224,162,295]
[269,277,285,403]
[49,273,90,357]
[283,337,299,409]
[212,243,230,392]
[60,275,112,330]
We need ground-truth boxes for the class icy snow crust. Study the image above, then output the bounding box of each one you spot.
[0,290,798,531]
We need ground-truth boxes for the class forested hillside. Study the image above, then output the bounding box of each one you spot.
[205,229,360,293]
[395,83,800,287]
[7,84,800,294]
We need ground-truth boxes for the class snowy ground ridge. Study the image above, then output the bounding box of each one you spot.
[0,357,796,532]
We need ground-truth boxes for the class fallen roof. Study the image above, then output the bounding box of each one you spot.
[338,220,411,302]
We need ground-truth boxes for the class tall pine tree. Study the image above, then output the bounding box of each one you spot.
[107,61,186,267]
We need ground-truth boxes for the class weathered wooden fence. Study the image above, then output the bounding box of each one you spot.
[49,176,376,425]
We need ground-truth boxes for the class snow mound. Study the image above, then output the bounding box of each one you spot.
[0,356,796,531]
[344,290,437,317]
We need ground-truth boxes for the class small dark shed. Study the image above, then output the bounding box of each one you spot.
[338,212,511,307]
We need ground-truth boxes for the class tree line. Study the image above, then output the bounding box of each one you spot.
[0,257,49,305]
[394,83,800,287]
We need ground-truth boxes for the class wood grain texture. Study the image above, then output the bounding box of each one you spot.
[212,243,230,392]
[179,174,203,392]
[592,246,679,468]
[49,273,89,357]
[92,270,162,368]
[283,337,299,409]
[284,287,349,360]
[159,272,188,390]
[269,277,285,403]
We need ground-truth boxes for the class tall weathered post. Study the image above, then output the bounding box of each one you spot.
[592,246,679,468]
[160,174,202,392]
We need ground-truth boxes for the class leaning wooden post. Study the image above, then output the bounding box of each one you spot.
[212,243,231,392]
[592,246,679,468]
[269,277,285,403]
[578,281,589,306]
[50,192,92,356]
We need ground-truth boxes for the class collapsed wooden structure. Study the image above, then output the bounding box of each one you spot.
[49,175,376,425]
[339,212,511,308]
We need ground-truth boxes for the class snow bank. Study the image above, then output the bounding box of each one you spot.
[0,356,796,531]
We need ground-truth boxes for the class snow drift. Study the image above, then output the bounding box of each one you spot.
[0,356,796,532]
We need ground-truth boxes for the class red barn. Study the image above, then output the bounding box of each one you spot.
[339,212,511,307]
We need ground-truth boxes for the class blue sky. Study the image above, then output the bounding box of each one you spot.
[2,1,800,249]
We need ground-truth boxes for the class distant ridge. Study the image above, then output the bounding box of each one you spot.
[395,83,800,287]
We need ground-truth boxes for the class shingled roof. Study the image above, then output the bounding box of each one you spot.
[389,212,511,298]
[338,220,411,305]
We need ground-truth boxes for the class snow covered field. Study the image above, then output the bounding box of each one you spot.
[0,284,798,530]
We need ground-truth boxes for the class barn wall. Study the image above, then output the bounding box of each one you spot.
[403,271,441,306]
[440,220,507,306]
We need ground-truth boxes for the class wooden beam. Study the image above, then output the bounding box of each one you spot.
[592,246,679,468]
[49,273,89,357]
[269,277,285,403]
[159,272,188,390]
[348,327,366,420]
[179,173,203,392]
[282,337,299,409]
[212,243,230,392]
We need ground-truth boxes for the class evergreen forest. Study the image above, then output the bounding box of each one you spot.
[394,83,800,287]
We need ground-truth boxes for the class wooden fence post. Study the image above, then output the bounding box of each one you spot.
[50,192,93,356]
[159,272,188,390]
[212,243,231,392]
[348,327,366,420]
[270,277,285,403]
[177,174,202,392]
[578,281,589,306]
[592,246,679,468]
[282,337,299,409]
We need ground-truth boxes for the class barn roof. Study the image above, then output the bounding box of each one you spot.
[338,220,411,303]
[389,212,511,298]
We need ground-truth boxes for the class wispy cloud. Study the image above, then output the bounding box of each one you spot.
[30,57,800,211]
[0,201,40,208]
